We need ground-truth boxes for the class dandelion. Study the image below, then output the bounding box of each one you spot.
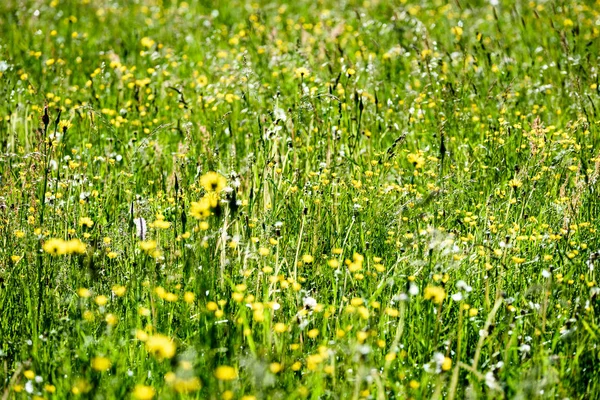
[43,238,86,255]
[190,198,212,219]
[139,240,157,252]
[145,334,176,359]
[91,356,111,372]
[200,171,227,193]
[112,285,126,297]
[407,152,425,169]
[79,217,94,228]
[302,254,314,263]
[184,292,195,304]
[424,286,446,304]
[132,385,155,400]
[95,295,108,306]
[214,365,238,381]
[509,178,523,188]
[294,67,309,78]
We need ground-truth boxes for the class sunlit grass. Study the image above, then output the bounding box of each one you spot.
[1,0,599,399]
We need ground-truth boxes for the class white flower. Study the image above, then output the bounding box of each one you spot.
[134,217,147,240]
[303,296,317,309]
[451,293,463,302]
[542,269,551,278]
[409,283,419,296]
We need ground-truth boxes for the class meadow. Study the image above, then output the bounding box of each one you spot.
[1,0,599,398]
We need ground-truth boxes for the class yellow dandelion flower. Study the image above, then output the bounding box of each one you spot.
[79,217,94,228]
[200,171,227,193]
[294,67,310,78]
[132,385,155,400]
[407,152,425,169]
[146,334,176,359]
[43,238,68,255]
[424,286,446,304]
[214,365,238,381]
[91,356,111,372]
[95,295,108,306]
[302,254,314,264]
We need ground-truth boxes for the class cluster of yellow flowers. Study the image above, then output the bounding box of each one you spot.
[190,172,227,220]
[42,238,86,255]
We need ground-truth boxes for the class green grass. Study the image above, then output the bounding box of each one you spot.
[1,0,599,398]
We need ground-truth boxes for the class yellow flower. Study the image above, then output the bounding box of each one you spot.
[95,295,108,306]
[302,254,314,264]
[442,357,452,371]
[44,384,56,393]
[43,238,86,255]
[190,198,212,219]
[200,171,227,193]
[105,313,118,326]
[424,286,446,304]
[79,217,94,228]
[24,370,35,380]
[91,356,111,372]
[139,240,157,252]
[67,238,87,254]
[78,288,92,298]
[184,292,195,304]
[214,365,238,381]
[132,385,155,400]
[508,178,522,188]
[146,334,176,359]
[152,219,171,229]
[407,152,425,169]
[294,67,310,78]
[43,238,68,255]
[112,285,126,296]
[166,375,201,394]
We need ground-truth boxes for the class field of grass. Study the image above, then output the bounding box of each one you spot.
[1,0,600,398]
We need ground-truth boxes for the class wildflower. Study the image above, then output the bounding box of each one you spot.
[184,292,195,304]
[190,198,212,219]
[200,171,227,193]
[407,152,425,169]
[79,217,94,228]
[146,334,176,359]
[132,385,155,400]
[43,238,68,255]
[95,295,108,306]
[105,313,118,326]
[112,285,126,297]
[134,217,147,240]
[139,240,157,252]
[302,254,314,264]
[43,238,86,255]
[294,67,310,78]
[269,362,283,373]
[508,178,522,188]
[91,356,111,372]
[214,365,238,381]
[59,120,72,132]
[424,286,446,304]
[166,374,201,393]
